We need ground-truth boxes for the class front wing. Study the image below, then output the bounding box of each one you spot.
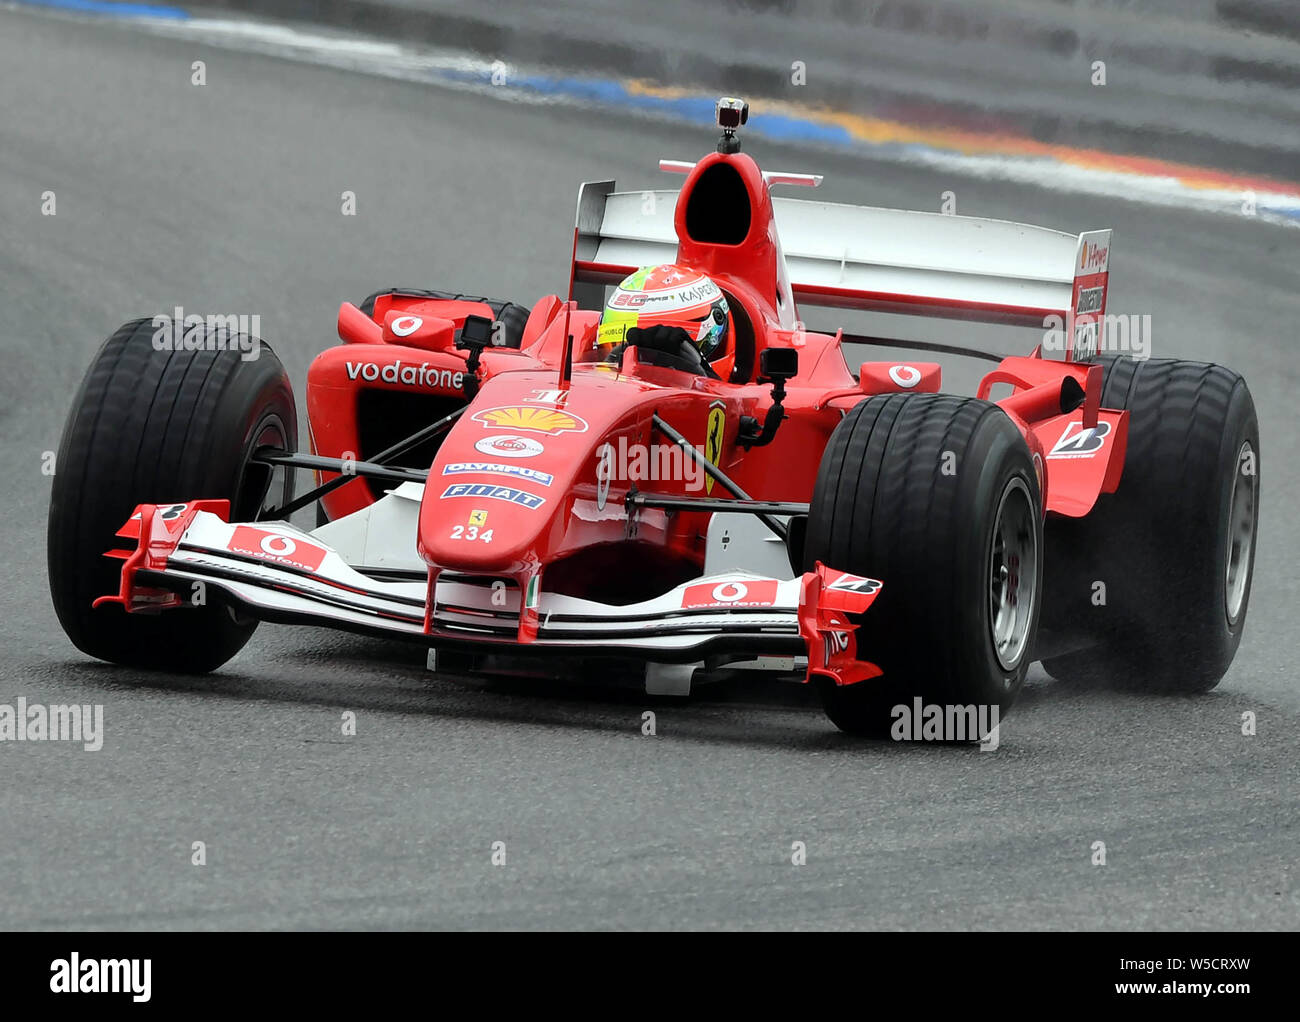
[96,503,884,685]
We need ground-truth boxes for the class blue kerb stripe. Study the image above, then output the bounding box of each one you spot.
[455,67,1300,208]
[451,67,863,148]
[15,0,1298,218]
[14,0,189,19]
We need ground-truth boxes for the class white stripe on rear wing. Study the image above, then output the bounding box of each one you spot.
[572,179,1109,330]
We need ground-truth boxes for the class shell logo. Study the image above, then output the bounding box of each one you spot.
[471,406,589,436]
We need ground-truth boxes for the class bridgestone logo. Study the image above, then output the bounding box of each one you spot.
[345,360,465,390]
[1075,286,1105,314]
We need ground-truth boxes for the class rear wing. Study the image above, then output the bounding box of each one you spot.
[571,180,1110,359]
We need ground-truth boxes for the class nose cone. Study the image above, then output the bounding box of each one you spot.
[418,398,594,574]
[419,474,564,573]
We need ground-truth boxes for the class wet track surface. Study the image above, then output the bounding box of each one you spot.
[1,7,1297,929]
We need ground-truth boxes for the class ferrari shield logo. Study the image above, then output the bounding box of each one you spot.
[704,402,726,495]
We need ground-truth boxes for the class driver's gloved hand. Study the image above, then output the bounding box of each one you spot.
[627,324,695,355]
[624,325,716,377]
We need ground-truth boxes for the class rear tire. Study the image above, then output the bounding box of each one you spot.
[1041,356,1258,692]
[47,318,297,672]
[804,394,1043,737]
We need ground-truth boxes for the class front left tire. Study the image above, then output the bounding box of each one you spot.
[48,317,296,672]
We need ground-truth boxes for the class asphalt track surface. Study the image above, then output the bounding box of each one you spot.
[1,5,1297,930]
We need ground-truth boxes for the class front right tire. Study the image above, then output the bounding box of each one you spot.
[803,394,1043,737]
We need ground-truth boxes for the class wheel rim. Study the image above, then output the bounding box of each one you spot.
[988,475,1038,673]
[241,417,292,521]
[1224,440,1257,626]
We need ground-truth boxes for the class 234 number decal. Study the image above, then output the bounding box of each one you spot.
[449,525,494,543]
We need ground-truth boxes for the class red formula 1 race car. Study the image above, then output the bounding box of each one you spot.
[47,99,1259,735]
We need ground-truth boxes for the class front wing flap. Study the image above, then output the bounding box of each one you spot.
[98,504,884,685]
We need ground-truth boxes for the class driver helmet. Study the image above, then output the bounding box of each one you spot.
[596,265,732,362]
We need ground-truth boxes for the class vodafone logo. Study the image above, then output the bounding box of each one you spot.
[889,365,921,388]
[228,526,327,573]
[473,435,544,459]
[259,534,296,556]
[390,315,423,337]
[344,360,464,390]
[712,582,748,602]
[681,579,779,609]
